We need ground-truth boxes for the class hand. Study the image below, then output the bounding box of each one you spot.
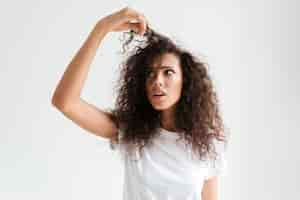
[98,7,148,36]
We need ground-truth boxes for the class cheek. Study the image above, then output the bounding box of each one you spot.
[145,82,151,96]
[168,78,183,93]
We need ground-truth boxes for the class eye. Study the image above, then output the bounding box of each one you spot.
[146,69,174,79]
[146,71,155,78]
[165,69,174,76]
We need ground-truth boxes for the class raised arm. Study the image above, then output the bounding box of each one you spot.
[51,7,148,139]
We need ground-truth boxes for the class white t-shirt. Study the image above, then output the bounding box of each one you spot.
[110,126,227,200]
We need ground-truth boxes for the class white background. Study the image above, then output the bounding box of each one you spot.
[0,0,299,199]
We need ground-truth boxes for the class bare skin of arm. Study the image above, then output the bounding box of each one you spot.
[201,176,219,200]
[51,7,148,139]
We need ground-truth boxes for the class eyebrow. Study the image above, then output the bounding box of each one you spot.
[148,65,175,71]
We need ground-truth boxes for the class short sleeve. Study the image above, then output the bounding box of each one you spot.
[109,127,127,161]
[204,139,228,180]
[109,128,122,151]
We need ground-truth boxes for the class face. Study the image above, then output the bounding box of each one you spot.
[145,53,183,112]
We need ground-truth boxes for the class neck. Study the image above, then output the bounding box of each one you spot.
[159,107,177,132]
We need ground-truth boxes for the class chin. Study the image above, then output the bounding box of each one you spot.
[152,106,167,111]
[150,102,175,111]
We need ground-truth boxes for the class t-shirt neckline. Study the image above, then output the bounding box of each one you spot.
[158,127,182,139]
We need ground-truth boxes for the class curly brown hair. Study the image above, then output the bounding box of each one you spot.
[107,26,229,162]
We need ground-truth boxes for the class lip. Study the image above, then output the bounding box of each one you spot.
[152,90,166,96]
[152,94,166,101]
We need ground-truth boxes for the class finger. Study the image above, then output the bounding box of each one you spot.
[122,7,140,22]
[123,22,140,33]
[124,8,148,35]
[130,14,147,35]
[126,18,146,35]
[138,14,148,35]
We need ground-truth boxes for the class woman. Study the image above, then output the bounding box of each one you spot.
[52,6,229,200]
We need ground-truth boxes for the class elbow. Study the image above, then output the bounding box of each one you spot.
[51,96,68,111]
[51,90,78,112]
[51,96,77,113]
[51,98,62,109]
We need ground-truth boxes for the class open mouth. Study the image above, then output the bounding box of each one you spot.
[152,94,166,101]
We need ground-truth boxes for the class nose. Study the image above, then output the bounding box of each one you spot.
[152,73,163,87]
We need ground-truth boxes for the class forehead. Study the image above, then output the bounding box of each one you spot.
[149,53,181,71]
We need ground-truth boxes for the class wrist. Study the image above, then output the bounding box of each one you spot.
[95,19,111,35]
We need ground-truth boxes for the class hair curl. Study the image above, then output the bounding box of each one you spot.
[107,26,229,162]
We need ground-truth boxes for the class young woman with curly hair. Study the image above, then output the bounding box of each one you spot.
[52,6,229,200]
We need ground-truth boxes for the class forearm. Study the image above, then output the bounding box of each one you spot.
[52,20,109,108]
[201,176,218,200]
